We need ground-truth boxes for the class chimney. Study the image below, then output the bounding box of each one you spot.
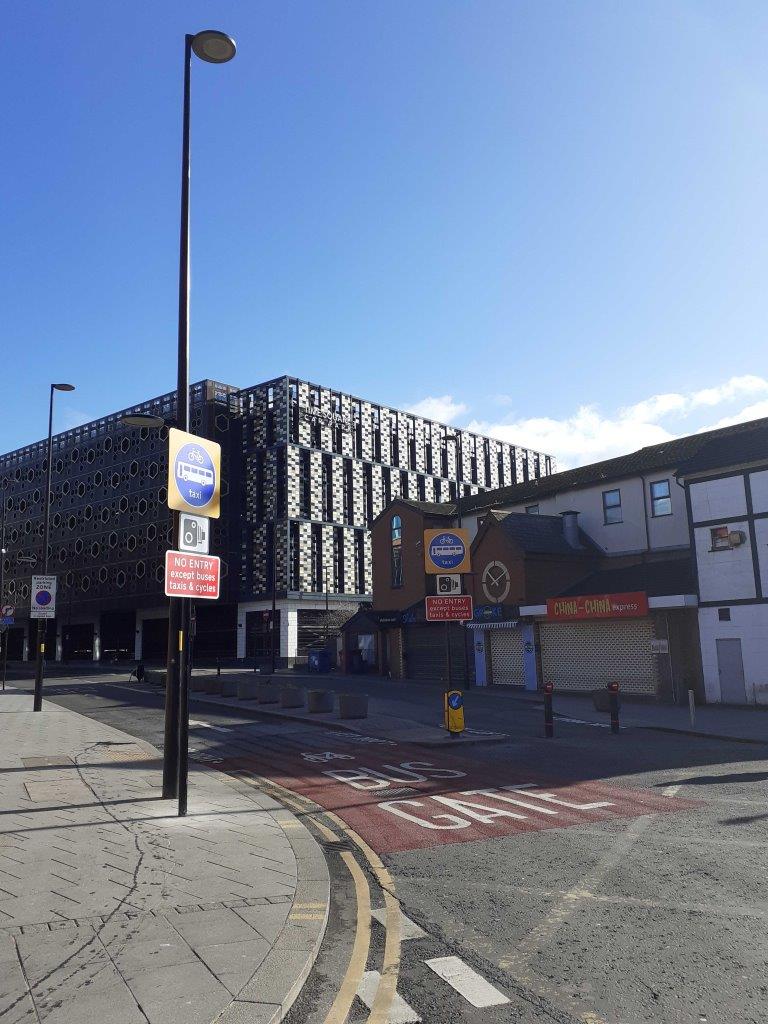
[560,510,582,549]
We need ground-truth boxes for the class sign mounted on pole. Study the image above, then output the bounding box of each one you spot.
[168,428,221,519]
[425,595,473,621]
[30,576,57,619]
[436,574,462,595]
[423,529,471,574]
[178,512,210,554]
[164,551,221,600]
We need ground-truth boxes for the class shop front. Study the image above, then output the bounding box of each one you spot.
[521,588,700,702]
[469,604,537,689]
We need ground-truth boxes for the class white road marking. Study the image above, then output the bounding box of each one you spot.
[425,956,510,1008]
[371,908,426,940]
[555,716,610,728]
[357,970,421,1022]
[188,719,231,732]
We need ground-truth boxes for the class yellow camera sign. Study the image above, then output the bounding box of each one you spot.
[167,428,221,519]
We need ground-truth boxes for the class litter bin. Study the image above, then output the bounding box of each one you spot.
[308,649,331,673]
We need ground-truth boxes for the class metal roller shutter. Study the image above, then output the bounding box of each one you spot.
[540,619,659,695]
[489,630,525,686]
[405,624,467,683]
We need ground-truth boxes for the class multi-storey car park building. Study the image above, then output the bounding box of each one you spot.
[0,375,553,667]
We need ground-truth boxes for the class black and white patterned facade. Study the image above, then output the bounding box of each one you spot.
[0,375,552,664]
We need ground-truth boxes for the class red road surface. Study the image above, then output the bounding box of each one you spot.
[216,736,694,854]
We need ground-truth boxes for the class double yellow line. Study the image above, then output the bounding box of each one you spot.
[236,772,402,1024]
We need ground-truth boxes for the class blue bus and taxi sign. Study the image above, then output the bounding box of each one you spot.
[423,528,471,574]
[168,428,221,519]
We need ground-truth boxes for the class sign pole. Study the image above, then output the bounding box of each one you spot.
[177,601,191,816]
[33,388,56,712]
[163,33,193,802]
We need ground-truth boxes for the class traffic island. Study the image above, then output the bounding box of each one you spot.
[0,689,329,1024]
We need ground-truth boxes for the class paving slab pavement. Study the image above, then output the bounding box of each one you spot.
[0,690,328,1024]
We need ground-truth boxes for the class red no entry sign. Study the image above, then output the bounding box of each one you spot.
[164,550,221,599]
[426,595,473,621]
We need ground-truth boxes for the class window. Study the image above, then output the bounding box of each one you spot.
[497,449,506,487]
[363,463,373,525]
[718,607,731,622]
[650,479,672,517]
[407,417,416,470]
[289,381,299,442]
[343,459,354,524]
[311,524,323,591]
[424,423,433,474]
[710,526,732,551]
[526,504,539,515]
[333,527,345,591]
[299,449,311,517]
[371,407,381,461]
[400,471,409,500]
[354,531,365,593]
[322,455,333,520]
[353,400,362,458]
[417,475,426,501]
[391,515,403,588]
[289,522,300,591]
[602,488,622,524]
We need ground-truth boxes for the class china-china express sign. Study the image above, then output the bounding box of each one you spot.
[546,591,649,621]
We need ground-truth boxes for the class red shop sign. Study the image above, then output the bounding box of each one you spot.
[546,591,649,621]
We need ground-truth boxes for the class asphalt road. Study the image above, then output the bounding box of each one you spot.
[9,672,768,1024]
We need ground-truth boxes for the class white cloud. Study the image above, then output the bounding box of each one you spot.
[407,395,468,423]
[459,374,768,470]
[690,375,768,408]
[59,407,95,432]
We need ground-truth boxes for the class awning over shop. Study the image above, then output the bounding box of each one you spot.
[467,621,520,630]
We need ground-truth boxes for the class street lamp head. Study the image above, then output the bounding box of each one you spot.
[191,30,236,64]
[53,383,76,392]
[119,413,167,429]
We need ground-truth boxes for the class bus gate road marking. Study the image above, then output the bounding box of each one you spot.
[220,739,696,855]
[425,956,511,1008]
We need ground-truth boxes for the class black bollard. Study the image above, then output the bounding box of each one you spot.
[216,657,221,678]
[543,681,554,738]
[608,681,620,733]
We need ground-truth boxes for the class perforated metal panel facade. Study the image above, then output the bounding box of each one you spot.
[489,629,525,686]
[540,619,659,695]
[238,376,554,605]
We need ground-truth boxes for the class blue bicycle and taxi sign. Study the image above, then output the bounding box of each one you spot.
[167,428,221,519]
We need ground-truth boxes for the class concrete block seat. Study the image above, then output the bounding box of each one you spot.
[221,677,239,697]
[190,675,209,693]
[237,678,260,700]
[257,681,280,704]
[205,677,224,695]
[338,692,368,719]
[307,690,334,714]
[280,684,304,709]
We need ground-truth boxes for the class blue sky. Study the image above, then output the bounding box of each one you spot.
[2,1,768,466]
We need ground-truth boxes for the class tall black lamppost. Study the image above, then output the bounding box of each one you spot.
[33,383,75,712]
